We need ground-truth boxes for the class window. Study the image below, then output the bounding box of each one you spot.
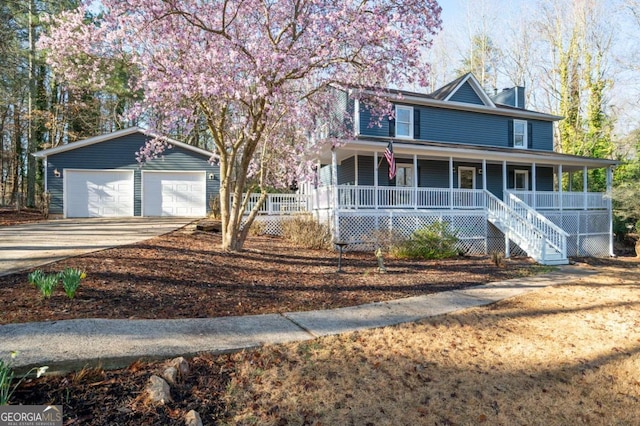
[513,119,527,148]
[514,170,529,190]
[395,105,413,139]
[396,165,413,187]
[458,167,476,189]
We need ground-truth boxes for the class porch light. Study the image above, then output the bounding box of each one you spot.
[53,169,61,178]
[478,169,482,175]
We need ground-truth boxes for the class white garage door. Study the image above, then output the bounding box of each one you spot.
[142,171,206,217]
[65,170,134,218]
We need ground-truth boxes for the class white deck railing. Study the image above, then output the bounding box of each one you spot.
[508,190,609,210]
[334,186,486,210]
[242,193,309,215]
[240,187,608,216]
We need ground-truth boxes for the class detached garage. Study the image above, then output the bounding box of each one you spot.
[34,128,219,218]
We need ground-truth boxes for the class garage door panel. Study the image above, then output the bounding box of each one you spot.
[66,170,134,218]
[143,172,206,217]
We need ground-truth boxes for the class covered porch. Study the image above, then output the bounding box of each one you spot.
[311,139,615,213]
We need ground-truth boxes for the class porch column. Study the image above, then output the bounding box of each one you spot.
[374,151,379,209]
[583,165,588,210]
[413,154,418,210]
[482,159,487,192]
[449,156,454,210]
[532,162,537,209]
[331,148,339,240]
[558,164,563,212]
[502,160,507,201]
[354,154,359,209]
[607,166,614,256]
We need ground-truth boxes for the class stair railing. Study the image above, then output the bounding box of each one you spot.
[505,192,568,260]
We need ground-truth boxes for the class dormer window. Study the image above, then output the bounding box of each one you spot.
[395,105,413,139]
[513,119,527,148]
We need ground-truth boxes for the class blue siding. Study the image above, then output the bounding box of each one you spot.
[449,81,485,105]
[359,104,390,137]
[46,132,219,216]
[419,160,449,188]
[486,164,504,199]
[537,167,554,190]
[357,156,374,186]
[338,157,355,185]
[357,101,554,152]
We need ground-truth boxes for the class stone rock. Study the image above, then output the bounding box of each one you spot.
[145,375,172,405]
[184,410,203,426]
[162,366,178,385]
[170,356,190,378]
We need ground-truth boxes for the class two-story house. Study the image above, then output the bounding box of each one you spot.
[271,73,616,265]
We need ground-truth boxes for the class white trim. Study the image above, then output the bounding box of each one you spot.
[395,163,414,187]
[458,166,476,189]
[43,158,48,193]
[513,119,527,149]
[394,105,414,139]
[443,73,496,108]
[354,99,360,136]
[514,169,529,190]
[33,127,214,159]
[63,169,135,218]
[330,138,618,169]
[141,170,207,217]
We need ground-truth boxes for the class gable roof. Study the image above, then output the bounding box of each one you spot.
[33,127,214,159]
[430,73,495,107]
[354,73,561,121]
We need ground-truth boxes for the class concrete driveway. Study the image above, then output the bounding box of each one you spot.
[0,217,195,276]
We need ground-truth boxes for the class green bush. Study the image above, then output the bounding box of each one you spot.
[281,215,331,250]
[59,267,86,299]
[390,222,459,260]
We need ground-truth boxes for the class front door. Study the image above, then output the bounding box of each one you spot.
[458,167,476,189]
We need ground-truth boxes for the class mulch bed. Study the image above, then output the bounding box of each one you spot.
[0,224,541,325]
[12,354,232,425]
[0,207,46,226]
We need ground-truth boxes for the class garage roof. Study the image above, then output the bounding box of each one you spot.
[32,127,214,159]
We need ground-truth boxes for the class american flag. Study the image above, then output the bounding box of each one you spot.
[384,141,396,180]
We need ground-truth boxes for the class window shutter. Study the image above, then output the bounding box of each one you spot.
[527,123,533,149]
[413,109,421,139]
[389,117,396,137]
[507,120,514,147]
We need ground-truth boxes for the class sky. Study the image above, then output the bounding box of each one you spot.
[430,0,640,137]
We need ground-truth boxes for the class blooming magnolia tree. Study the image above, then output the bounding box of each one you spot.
[40,0,441,251]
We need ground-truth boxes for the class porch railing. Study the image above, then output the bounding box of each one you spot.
[333,185,485,210]
[242,193,309,215]
[508,190,609,210]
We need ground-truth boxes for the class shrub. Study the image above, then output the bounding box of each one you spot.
[60,267,86,299]
[247,220,266,236]
[281,215,331,250]
[390,222,459,260]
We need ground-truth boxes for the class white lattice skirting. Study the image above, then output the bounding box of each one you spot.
[542,211,611,257]
[247,208,611,258]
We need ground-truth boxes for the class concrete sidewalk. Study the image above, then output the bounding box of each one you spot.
[0,265,597,374]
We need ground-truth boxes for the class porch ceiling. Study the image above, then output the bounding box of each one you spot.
[320,138,618,172]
